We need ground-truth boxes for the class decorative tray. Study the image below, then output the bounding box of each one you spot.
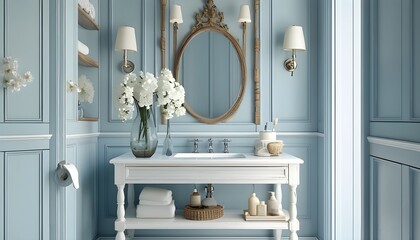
[243,210,288,221]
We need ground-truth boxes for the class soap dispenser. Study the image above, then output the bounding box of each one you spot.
[267,191,279,216]
[189,187,201,207]
[201,184,217,207]
[248,192,260,216]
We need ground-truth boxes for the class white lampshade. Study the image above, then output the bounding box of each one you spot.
[238,5,251,23]
[115,26,137,52]
[283,26,306,51]
[170,4,183,24]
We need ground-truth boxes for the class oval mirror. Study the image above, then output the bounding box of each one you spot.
[174,26,246,124]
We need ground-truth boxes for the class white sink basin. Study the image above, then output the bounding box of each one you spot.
[174,153,246,159]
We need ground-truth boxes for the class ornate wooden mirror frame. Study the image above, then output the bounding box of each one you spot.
[160,0,260,124]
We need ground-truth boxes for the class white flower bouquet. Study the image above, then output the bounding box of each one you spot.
[116,68,186,157]
[117,68,186,121]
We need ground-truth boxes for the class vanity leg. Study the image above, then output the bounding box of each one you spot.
[126,184,135,239]
[289,184,299,240]
[116,184,126,240]
[274,184,283,240]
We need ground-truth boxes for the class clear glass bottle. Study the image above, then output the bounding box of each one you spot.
[162,119,173,156]
[78,101,84,119]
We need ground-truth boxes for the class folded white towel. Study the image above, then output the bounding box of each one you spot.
[139,187,172,202]
[136,200,176,219]
[140,199,172,206]
[78,40,89,55]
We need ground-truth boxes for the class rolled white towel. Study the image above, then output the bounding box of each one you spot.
[140,199,172,206]
[78,40,89,55]
[139,187,172,203]
[136,200,176,219]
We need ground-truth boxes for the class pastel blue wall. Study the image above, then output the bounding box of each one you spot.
[1,0,99,239]
[0,0,51,239]
[365,0,420,238]
[97,0,322,239]
[1,0,327,239]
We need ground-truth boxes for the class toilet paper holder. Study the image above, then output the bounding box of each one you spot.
[55,161,79,189]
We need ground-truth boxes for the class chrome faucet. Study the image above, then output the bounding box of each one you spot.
[192,139,199,153]
[223,139,231,153]
[208,138,214,153]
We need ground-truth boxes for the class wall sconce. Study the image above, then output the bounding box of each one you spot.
[115,26,137,73]
[238,5,251,57]
[170,4,183,61]
[283,25,306,76]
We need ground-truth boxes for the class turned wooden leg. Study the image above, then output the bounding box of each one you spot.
[274,184,283,240]
[116,184,126,240]
[289,185,299,240]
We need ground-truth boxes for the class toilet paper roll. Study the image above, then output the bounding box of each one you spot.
[55,161,79,189]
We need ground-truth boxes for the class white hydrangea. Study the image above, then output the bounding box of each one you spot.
[156,68,186,119]
[116,71,158,121]
[78,74,94,103]
[1,57,33,92]
[115,68,185,121]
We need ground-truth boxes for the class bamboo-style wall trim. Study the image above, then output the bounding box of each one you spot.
[161,0,167,69]
[254,0,261,125]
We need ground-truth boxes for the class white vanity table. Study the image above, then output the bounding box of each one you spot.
[110,152,303,240]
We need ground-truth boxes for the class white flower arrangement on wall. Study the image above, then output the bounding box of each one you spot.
[1,57,33,92]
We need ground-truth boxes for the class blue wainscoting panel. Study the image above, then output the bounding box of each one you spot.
[411,167,420,239]
[4,0,43,121]
[0,153,4,239]
[413,0,420,120]
[371,0,402,120]
[3,151,48,240]
[270,0,317,132]
[67,136,99,240]
[370,157,402,240]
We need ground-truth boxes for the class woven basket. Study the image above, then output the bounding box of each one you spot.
[183,205,224,221]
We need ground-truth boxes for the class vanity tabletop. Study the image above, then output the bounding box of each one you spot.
[110,152,304,167]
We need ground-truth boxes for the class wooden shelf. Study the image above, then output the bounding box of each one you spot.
[78,51,99,68]
[78,5,99,30]
[79,117,98,121]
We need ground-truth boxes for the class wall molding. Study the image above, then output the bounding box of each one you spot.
[99,131,324,138]
[97,237,318,240]
[0,134,52,141]
[66,133,100,140]
[367,136,420,153]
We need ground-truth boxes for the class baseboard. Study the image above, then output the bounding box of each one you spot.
[97,237,318,240]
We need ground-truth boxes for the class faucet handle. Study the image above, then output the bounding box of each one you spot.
[207,138,214,153]
[222,139,231,153]
[191,139,200,153]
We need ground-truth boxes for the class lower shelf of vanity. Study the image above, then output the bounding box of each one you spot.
[121,209,290,230]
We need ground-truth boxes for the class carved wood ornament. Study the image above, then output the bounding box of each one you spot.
[192,0,228,32]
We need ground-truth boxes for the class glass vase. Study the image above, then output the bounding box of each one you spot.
[130,103,158,158]
[78,101,84,119]
[162,119,173,156]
